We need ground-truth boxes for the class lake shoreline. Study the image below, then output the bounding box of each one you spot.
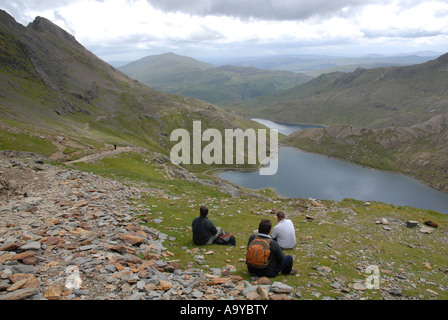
[216,119,448,214]
[284,142,448,196]
[253,118,448,196]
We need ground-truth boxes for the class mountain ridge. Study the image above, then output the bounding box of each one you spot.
[120,52,214,83]
[223,53,441,77]
[120,52,312,106]
[28,16,78,45]
[230,52,448,128]
[0,10,258,162]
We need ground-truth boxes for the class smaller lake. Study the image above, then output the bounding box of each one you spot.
[252,118,323,135]
[220,119,448,214]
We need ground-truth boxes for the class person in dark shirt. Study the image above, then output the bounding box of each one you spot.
[246,219,296,278]
[192,206,223,245]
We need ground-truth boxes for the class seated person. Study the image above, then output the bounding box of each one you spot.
[246,219,296,278]
[271,211,297,249]
[192,206,223,245]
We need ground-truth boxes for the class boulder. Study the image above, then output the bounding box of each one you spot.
[271,282,294,293]
[419,226,435,234]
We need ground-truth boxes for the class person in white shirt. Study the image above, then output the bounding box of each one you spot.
[271,211,297,249]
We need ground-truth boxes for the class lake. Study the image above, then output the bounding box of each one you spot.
[251,118,324,135]
[220,119,448,214]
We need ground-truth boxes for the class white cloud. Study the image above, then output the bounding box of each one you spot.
[1,0,447,61]
[145,0,376,21]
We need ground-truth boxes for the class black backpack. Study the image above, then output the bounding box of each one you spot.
[213,232,236,246]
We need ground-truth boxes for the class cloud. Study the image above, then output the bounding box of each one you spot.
[358,1,448,40]
[190,26,225,41]
[0,0,80,24]
[145,0,377,21]
[363,29,443,39]
[2,0,447,62]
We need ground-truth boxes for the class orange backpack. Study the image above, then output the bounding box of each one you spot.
[246,237,272,269]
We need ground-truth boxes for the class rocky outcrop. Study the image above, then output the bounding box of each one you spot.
[27,17,78,45]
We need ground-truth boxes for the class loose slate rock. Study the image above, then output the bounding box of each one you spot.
[0,288,38,300]
[389,288,403,296]
[18,242,41,251]
[271,282,294,293]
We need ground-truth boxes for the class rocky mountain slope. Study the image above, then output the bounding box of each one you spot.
[231,53,448,129]
[119,53,312,106]
[0,10,255,159]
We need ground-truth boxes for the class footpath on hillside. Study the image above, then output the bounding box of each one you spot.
[66,146,148,165]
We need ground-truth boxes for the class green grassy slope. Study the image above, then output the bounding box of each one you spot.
[71,150,448,300]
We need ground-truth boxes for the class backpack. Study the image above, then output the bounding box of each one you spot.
[213,232,236,246]
[246,237,272,269]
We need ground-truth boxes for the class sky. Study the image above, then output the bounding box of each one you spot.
[1,0,447,64]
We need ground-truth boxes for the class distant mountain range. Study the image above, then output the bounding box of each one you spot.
[118,51,441,107]
[119,53,312,106]
[230,53,448,129]
[225,53,441,77]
